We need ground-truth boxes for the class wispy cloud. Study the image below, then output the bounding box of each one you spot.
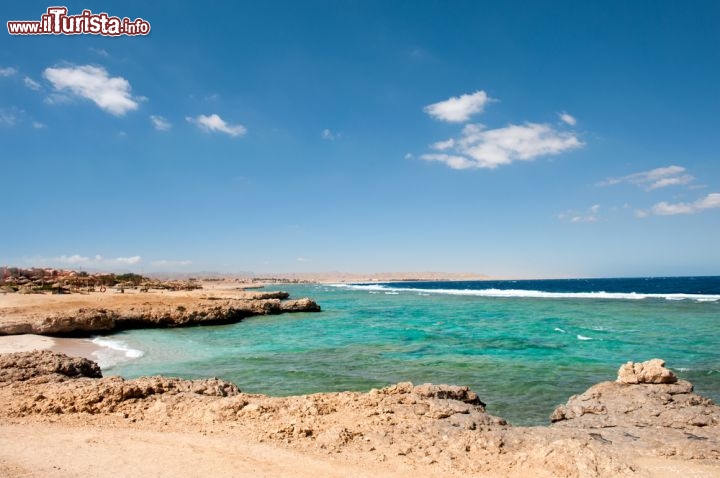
[89,47,109,57]
[149,115,172,131]
[186,113,246,137]
[646,193,720,216]
[296,257,310,262]
[424,90,494,122]
[408,46,433,60]
[558,112,577,126]
[151,259,192,267]
[421,153,475,169]
[43,65,140,116]
[0,67,17,77]
[422,122,583,169]
[32,121,46,129]
[430,138,455,150]
[599,165,694,191]
[56,254,91,264]
[41,254,142,266]
[0,108,18,127]
[558,204,600,223]
[23,76,42,91]
[321,128,339,140]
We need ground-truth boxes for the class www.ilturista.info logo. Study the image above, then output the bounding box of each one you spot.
[7,7,150,36]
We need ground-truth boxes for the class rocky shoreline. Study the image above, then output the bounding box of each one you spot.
[1,353,718,477]
[0,289,320,336]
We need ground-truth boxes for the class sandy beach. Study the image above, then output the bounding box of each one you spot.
[0,334,100,359]
[0,423,433,478]
[0,334,55,354]
[3,422,716,478]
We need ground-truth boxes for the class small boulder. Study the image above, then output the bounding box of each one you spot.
[0,350,102,382]
[617,358,677,384]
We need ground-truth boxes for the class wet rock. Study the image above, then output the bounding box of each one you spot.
[279,298,322,312]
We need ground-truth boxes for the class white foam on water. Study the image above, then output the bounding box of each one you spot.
[384,292,399,295]
[554,327,566,333]
[327,283,720,301]
[91,337,144,369]
[576,335,592,341]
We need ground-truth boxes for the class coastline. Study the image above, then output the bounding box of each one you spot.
[2,275,719,476]
[1,351,718,477]
[0,283,320,337]
[0,334,55,354]
[0,334,105,363]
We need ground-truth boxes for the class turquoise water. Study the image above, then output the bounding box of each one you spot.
[103,282,720,425]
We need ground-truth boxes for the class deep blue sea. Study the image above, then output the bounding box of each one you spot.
[94,276,720,425]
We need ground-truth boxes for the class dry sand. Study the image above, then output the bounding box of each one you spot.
[0,423,433,478]
[0,334,55,354]
[0,334,99,360]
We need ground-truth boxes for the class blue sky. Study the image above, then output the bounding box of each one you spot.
[1,1,719,277]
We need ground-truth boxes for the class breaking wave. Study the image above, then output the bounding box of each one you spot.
[91,337,144,369]
[328,283,720,302]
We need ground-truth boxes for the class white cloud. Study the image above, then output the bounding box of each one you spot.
[559,204,600,223]
[57,254,91,264]
[423,90,493,122]
[559,112,577,126]
[0,67,17,77]
[422,122,583,169]
[32,121,46,129]
[113,256,141,264]
[186,114,246,137]
[600,165,694,191]
[0,109,17,127]
[296,257,310,262]
[44,93,71,105]
[150,115,172,131]
[52,254,141,265]
[23,76,41,91]
[420,153,476,170]
[646,175,695,190]
[321,128,336,140]
[89,47,109,57]
[649,193,720,216]
[43,65,139,116]
[404,153,414,160]
[430,138,455,150]
[151,259,192,267]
